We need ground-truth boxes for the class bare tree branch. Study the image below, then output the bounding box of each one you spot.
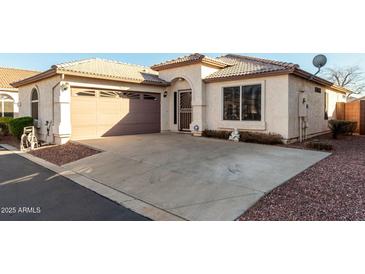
[321,65,365,96]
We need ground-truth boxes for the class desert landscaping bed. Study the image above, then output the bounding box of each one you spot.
[29,142,101,166]
[240,134,365,221]
[0,135,20,149]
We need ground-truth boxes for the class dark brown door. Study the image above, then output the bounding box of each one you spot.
[179,90,192,131]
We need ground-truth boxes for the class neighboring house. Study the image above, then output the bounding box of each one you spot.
[11,54,347,144]
[0,67,39,118]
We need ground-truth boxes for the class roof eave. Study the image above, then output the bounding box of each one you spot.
[292,68,348,94]
[58,69,170,87]
[0,87,18,92]
[203,70,292,83]
[11,68,57,88]
[11,68,170,88]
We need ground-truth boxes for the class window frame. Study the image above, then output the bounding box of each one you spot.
[222,83,263,122]
[315,87,322,93]
[222,86,241,121]
[30,87,39,120]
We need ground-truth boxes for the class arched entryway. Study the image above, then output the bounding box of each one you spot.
[0,93,15,117]
[169,77,193,132]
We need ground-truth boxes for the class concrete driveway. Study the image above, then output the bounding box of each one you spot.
[65,133,329,220]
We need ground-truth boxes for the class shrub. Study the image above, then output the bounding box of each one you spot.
[328,120,357,139]
[8,116,34,139]
[239,132,283,145]
[0,117,13,136]
[305,140,333,151]
[202,130,232,140]
[202,129,283,145]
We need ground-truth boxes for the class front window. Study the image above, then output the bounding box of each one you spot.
[223,86,240,120]
[242,85,261,121]
[223,84,262,121]
[0,94,14,118]
[31,88,39,119]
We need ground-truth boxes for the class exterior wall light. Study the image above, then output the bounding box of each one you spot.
[163,91,168,98]
[193,125,199,131]
[61,82,70,91]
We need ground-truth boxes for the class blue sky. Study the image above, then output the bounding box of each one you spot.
[0,53,365,74]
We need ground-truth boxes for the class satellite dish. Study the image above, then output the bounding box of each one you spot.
[313,54,327,69]
[311,54,327,78]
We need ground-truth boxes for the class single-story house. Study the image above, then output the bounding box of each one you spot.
[0,67,39,118]
[11,54,348,144]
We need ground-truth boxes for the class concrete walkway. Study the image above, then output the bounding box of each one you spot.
[64,133,330,221]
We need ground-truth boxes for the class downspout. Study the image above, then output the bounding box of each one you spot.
[51,74,64,143]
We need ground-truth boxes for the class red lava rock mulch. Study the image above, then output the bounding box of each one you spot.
[240,135,365,221]
[0,135,20,149]
[29,142,101,166]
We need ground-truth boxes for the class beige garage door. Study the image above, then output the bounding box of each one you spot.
[71,88,161,140]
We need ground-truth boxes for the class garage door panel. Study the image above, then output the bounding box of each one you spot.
[103,122,160,136]
[98,99,122,113]
[71,89,160,139]
[72,125,98,139]
[118,112,160,124]
[129,101,159,111]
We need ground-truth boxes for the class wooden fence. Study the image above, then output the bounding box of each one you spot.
[336,100,365,135]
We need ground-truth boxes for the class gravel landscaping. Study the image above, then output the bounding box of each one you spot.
[240,134,365,221]
[0,135,20,149]
[29,142,101,166]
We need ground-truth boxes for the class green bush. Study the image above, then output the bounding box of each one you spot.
[202,130,232,140]
[328,120,357,139]
[202,129,283,145]
[0,117,13,136]
[8,117,34,139]
[305,140,333,151]
[239,131,283,145]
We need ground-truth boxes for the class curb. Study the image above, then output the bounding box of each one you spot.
[0,144,185,221]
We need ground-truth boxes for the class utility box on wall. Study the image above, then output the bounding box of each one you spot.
[298,91,308,117]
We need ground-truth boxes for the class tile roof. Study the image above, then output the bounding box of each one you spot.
[10,54,348,94]
[151,53,230,70]
[0,67,39,89]
[53,58,168,85]
[204,54,298,81]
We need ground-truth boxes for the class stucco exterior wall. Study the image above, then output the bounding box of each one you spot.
[18,75,166,144]
[288,75,346,140]
[0,90,19,117]
[205,75,290,139]
[18,75,61,142]
[158,64,219,133]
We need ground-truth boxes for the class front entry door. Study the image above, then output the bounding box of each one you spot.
[178,90,192,131]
